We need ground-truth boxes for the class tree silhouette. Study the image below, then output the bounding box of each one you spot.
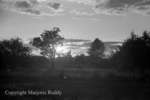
[112,31,150,79]
[0,38,30,56]
[0,38,31,71]
[88,38,105,57]
[30,27,64,68]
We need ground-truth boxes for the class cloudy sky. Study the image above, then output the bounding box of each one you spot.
[0,0,150,41]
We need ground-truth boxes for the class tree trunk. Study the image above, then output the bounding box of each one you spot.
[51,45,56,69]
[49,56,55,70]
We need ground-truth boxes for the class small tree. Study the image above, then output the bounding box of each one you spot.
[30,27,64,68]
[0,38,31,56]
[88,38,105,57]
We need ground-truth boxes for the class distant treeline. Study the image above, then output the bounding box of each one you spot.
[0,27,150,80]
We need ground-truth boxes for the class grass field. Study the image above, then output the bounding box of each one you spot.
[0,70,150,100]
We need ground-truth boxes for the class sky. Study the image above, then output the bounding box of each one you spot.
[0,0,150,41]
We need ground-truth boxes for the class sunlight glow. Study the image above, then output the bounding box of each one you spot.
[56,45,69,54]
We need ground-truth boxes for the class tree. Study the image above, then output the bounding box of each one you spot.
[112,31,150,79]
[30,27,64,68]
[0,38,31,56]
[88,38,105,57]
[0,38,31,71]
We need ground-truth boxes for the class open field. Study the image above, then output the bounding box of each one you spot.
[0,72,150,100]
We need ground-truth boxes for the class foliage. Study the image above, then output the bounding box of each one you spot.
[88,38,105,57]
[1,29,150,80]
[30,27,64,59]
[0,38,31,56]
[0,38,31,71]
[112,31,150,77]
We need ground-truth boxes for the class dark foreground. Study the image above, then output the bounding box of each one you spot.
[0,74,150,100]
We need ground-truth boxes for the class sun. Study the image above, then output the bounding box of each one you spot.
[55,45,69,54]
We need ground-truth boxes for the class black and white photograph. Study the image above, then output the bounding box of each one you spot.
[0,0,150,100]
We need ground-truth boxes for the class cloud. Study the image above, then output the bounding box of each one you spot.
[37,0,47,2]
[64,0,96,5]
[1,0,150,16]
[0,0,4,3]
[47,2,64,13]
[29,0,39,5]
[64,0,150,16]
[0,0,64,16]
[70,9,94,16]
[15,1,32,9]
[47,2,61,10]
[133,1,150,15]
[12,0,42,15]
[94,0,150,15]
[22,8,41,15]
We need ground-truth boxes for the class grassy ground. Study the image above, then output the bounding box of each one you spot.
[0,69,150,100]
